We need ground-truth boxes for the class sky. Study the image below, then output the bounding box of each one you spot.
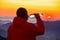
[0,0,60,20]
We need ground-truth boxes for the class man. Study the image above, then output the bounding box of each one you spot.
[7,7,45,40]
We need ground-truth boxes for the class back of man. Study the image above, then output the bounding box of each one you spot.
[7,7,45,40]
[7,17,37,40]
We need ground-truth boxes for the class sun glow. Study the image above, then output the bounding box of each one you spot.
[48,16,52,19]
[0,0,60,20]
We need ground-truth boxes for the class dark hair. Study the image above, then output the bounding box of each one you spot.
[16,7,28,18]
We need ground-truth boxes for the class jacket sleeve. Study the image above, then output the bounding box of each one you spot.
[32,18,45,35]
[35,17,45,35]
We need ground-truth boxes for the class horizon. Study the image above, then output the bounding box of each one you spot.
[0,16,60,21]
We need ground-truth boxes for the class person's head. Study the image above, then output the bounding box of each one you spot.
[16,7,28,18]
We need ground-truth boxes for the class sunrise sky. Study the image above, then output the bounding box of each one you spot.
[0,0,60,20]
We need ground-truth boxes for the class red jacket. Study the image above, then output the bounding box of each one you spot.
[7,16,44,40]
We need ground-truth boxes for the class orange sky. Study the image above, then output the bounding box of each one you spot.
[0,0,60,20]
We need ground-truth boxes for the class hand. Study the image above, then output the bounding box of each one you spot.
[34,14,40,18]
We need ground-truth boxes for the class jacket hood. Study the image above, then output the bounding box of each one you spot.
[13,16,26,28]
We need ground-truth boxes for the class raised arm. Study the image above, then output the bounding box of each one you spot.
[34,14,45,35]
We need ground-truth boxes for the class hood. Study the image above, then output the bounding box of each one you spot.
[13,16,26,28]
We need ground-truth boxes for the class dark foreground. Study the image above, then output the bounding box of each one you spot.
[0,36,6,40]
